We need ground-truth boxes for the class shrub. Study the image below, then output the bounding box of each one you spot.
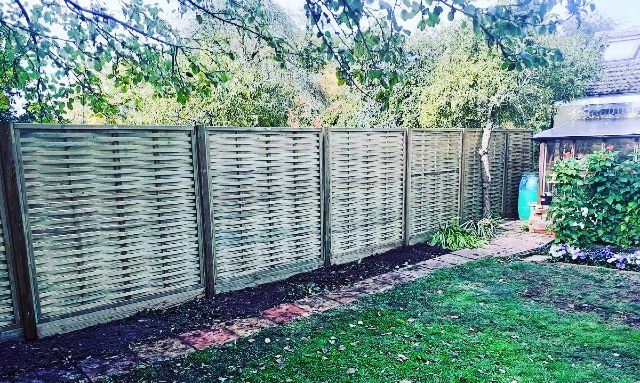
[549,149,640,248]
[430,217,501,251]
[549,244,640,271]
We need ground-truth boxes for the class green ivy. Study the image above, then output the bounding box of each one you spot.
[549,149,640,248]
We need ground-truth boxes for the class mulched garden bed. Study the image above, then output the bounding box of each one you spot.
[0,243,446,378]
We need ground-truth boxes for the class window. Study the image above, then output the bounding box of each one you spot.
[603,38,640,61]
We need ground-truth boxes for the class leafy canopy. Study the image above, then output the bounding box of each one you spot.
[1,0,594,121]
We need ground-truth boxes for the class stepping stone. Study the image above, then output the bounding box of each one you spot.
[439,254,469,265]
[294,295,342,314]
[323,287,368,304]
[178,325,239,351]
[15,367,88,383]
[77,354,138,381]
[452,249,485,260]
[423,258,454,268]
[261,304,310,324]
[225,317,276,337]
[351,278,394,294]
[132,337,193,363]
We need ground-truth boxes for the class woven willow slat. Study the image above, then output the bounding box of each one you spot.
[16,127,202,330]
[409,130,462,241]
[329,130,405,264]
[488,131,508,217]
[208,129,323,292]
[0,200,15,331]
[461,130,482,221]
[461,130,509,220]
[504,131,534,218]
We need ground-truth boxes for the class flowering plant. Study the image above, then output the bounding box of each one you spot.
[549,244,639,271]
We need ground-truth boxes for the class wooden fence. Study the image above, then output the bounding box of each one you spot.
[0,123,533,341]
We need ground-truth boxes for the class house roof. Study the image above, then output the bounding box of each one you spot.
[533,118,640,140]
[586,29,640,97]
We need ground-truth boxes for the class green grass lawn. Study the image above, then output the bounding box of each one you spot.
[109,259,640,383]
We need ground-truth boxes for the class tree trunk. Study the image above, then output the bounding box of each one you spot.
[479,111,493,218]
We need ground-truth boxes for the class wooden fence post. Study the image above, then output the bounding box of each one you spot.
[195,125,216,297]
[403,128,411,246]
[321,127,332,267]
[0,122,38,340]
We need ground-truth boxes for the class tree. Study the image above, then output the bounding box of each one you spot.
[419,23,603,217]
[1,0,593,122]
[65,2,328,127]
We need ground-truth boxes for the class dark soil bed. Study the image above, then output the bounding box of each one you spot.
[0,243,446,378]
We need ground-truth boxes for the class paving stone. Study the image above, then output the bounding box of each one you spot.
[225,317,276,337]
[439,254,469,265]
[353,277,395,294]
[178,325,239,351]
[294,295,343,314]
[77,354,138,381]
[322,287,368,304]
[132,337,193,363]
[403,266,434,279]
[15,367,88,383]
[452,248,485,260]
[366,274,399,289]
[261,304,310,324]
[423,258,455,268]
[386,270,420,283]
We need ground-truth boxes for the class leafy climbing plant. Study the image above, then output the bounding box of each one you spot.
[549,149,640,248]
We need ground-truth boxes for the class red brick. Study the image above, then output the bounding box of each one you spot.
[132,337,193,362]
[261,304,310,324]
[178,325,239,350]
[323,288,366,304]
[294,295,342,313]
[225,317,275,337]
[350,278,392,294]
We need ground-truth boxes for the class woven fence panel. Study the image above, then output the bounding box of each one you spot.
[410,130,462,241]
[209,129,323,293]
[489,131,508,217]
[0,203,15,330]
[504,131,534,218]
[461,130,508,220]
[17,127,202,324]
[329,130,405,264]
[461,130,483,221]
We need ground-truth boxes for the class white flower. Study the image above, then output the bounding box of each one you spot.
[581,207,589,217]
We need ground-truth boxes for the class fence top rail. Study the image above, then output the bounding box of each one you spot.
[205,126,321,133]
[328,127,406,133]
[461,128,534,134]
[13,123,194,131]
[11,124,534,135]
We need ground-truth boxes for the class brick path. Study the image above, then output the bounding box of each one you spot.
[9,221,552,383]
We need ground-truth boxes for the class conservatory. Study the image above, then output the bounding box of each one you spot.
[532,117,640,199]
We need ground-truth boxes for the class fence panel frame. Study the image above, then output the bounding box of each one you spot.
[206,126,324,292]
[327,127,406,264]
[408,128,464,243]
[0,122,38,340]
[10,123,205,338]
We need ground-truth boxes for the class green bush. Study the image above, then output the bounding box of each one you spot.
[549,149,640,248]
[430,217,501,251]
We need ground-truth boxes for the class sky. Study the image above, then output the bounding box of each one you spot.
[273,0,640,28]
